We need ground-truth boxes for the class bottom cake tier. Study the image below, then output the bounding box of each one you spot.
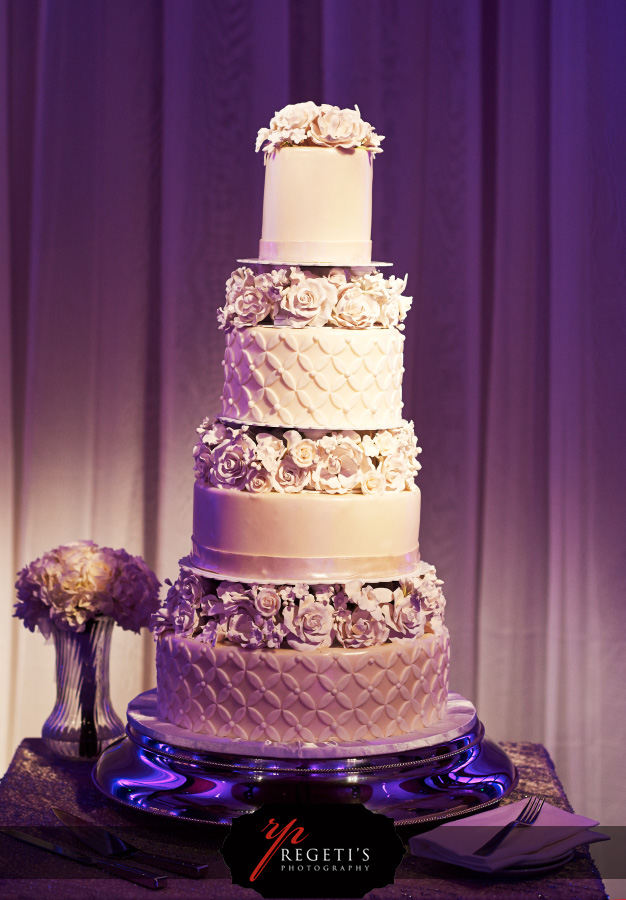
[156,629,449,743]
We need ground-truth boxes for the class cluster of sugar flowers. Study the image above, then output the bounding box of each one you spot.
[14,540,161,636]
[255,101,384,156]
[152,562,445,651]
[193,418,421,495]
[217,266,412,331]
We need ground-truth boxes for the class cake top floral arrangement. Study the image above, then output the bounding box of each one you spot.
[256,102,384,156]
[14,540,160,636]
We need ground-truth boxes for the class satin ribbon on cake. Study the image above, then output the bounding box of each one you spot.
[190,540,420,582]
[258,239,372,265]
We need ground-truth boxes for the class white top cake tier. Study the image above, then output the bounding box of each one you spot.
[256,102,384,266]
[259,147,373,265]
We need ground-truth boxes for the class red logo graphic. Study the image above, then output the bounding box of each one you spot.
[250,817,310,882]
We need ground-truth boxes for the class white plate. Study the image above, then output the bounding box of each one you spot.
[500,850,575,876]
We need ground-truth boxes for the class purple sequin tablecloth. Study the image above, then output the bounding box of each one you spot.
[0,738,607,899]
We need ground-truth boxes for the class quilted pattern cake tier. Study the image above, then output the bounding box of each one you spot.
[156,630,449,743]
[221,325,404,430]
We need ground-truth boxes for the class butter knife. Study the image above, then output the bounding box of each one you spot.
[52,806,209,877]
[0,827,166,889]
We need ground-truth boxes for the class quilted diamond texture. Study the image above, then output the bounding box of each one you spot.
[221,326,405,430]
[156,629,450,744]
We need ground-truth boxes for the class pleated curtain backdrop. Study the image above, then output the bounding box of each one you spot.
[1,0,624,826]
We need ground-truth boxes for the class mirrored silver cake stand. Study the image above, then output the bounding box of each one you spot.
[93,691,517,826]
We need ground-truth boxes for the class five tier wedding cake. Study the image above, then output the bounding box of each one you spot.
[153,103,449,747]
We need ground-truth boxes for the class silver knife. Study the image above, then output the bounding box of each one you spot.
[0,827,167,889]
[52,806,209,877]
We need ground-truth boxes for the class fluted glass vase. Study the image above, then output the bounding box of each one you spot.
[42,617,125,758]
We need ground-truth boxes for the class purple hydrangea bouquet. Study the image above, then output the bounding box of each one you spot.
[14,540,160,758]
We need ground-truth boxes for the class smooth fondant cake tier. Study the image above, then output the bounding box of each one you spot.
[156,629,449,742]
[259,147,372,265]
[191,482,421,581]
[221,325,404,430]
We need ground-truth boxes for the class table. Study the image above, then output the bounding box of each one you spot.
[0,738,607,899]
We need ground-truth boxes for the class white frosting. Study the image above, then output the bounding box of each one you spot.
[130,690,473,759]
[259,147,373,265]
[221,325,404,430]
[156,629,449,742]
[191,482,421,581]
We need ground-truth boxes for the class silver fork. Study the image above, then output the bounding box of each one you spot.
[473,796,545,856]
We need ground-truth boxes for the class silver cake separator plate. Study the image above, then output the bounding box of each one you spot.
[93,691,518,825]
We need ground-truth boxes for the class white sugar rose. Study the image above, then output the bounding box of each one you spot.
[284,430,317,469]
[400,563,446,617]
[225,267,254,303]
[174,571,205,606]
[377,275,412,328]
[276,269,336,327]
[377,294,400,328]
[327,267,349,289]
[352,270,387,302]
[230,284,274,327]
[360,435,378,457]
[255,432,285,473]
[252,586,282,618]
[209,433,256,489]
[381,452,411,491]
[246,466,273,493]
[311,437,363,494]
[214,581,252,617]
[254,270,283,301]
[272,455,310,492]
[201,418,230,447]
[336,607,390,648]
[389,588,426,641]
[353,584,394,622]
[193,443,211,481]
[173,599,198,638]
[386,274,412,322]
[331,284,379,328]
[386,274,408,298]
[198,590,219,617]
[268,268,289,288]
[226,610,257,645]
[219,267,277,328]
[309,105,369,149]
[271,101,319,134]
[255,126,272,153]
[283,597,335,650]
[374,430,399,456]
[359,462,386,495]
[417,576,446,616]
